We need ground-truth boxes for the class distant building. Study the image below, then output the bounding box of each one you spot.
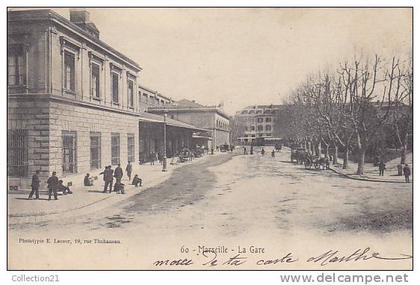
[233,105,283,145]
[138,85,174,112]
[148,99,231,149]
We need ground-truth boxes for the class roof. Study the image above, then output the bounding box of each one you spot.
[8,9,141,72]
[138,112,209,132]
[138,84,172,101]
[176,99,204,108]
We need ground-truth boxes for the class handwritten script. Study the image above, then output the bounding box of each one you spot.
[153,247,412,268]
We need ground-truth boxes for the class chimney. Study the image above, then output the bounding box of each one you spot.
[69,9,100,39]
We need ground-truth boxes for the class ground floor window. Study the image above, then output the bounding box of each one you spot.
[111,133,120,165]
[127,134,135,163]
[62,131,77,173]
[8,129,28,177]
[90,132,101,169]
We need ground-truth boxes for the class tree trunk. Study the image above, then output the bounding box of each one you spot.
[356,148,366,175]
[343,146,349,169]
[325,144,330,158]
[333,145,338,164]
[400,146,407,165]
[317,141,322,157]
[400,133,408,165]
[311,139,315,155]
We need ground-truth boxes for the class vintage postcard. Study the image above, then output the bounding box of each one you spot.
[7,7,413,270]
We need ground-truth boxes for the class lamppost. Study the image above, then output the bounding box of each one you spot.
[162,113,167,172]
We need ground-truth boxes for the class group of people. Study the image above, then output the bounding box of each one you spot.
[149,152,163,165]
[28,171,73,201]
[377,161,411,183]
[243,146,274,157]
[99,162,143,194]
[27,161,143,200]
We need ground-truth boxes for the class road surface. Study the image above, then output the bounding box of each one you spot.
[9,147,412,270]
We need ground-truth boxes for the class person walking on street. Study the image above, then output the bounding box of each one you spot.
[126,161,132,181]
[261,147,265,156]
[28,170,40,200]
[378,161,386,176]
[114,163,123,185]
[403,164,411,183]
[150,152,155,165]
[271,149,275,157]
[46,171,59,200]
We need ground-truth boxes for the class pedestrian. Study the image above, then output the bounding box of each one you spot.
[132,174,142,187]
[125,161,132,181]
[150,152,156,165]
[46,171,59,200]
[403,164,411,183]
[28,170,40,200]
[243,146,247,155]
[84,173,94,186]
[378,161,386,176]
[261,148,265,156]
[114,163,123,186]
[271,149,275,157]
[100,166,113,193]
[250,146,254,155]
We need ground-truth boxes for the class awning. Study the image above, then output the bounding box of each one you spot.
[138,112,209,132]
[192,135,212,140]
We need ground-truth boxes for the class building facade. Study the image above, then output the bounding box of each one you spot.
[7,9,200,188]
[148,99,231,149]
[233,105,283,145]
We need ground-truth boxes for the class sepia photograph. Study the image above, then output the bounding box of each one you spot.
[6,6,413,271]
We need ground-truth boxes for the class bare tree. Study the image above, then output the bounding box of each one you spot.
[339,55,403,175]
[388,57,412,164]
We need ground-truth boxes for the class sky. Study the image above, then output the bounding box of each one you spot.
[49,8,412,114]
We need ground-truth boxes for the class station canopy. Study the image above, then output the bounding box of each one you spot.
[138,112,209,132]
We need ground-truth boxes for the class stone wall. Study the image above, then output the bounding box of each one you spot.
[8,95,140,189]
[8,96,51,182]
[49,99,139,179]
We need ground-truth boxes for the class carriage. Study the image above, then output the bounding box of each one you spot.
[304,155,330,170]
[290,148,306,164]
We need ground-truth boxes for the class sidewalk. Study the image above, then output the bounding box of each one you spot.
[329,153,412,183]
[8,153,225,224]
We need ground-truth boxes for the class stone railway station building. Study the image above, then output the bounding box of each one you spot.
[7,9,208,189]
[148,99,231,150]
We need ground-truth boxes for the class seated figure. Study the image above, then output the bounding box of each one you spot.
[132,174,142,187]
[84,173,94,186]
[114,181,125,194]
[58,180,73,194]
